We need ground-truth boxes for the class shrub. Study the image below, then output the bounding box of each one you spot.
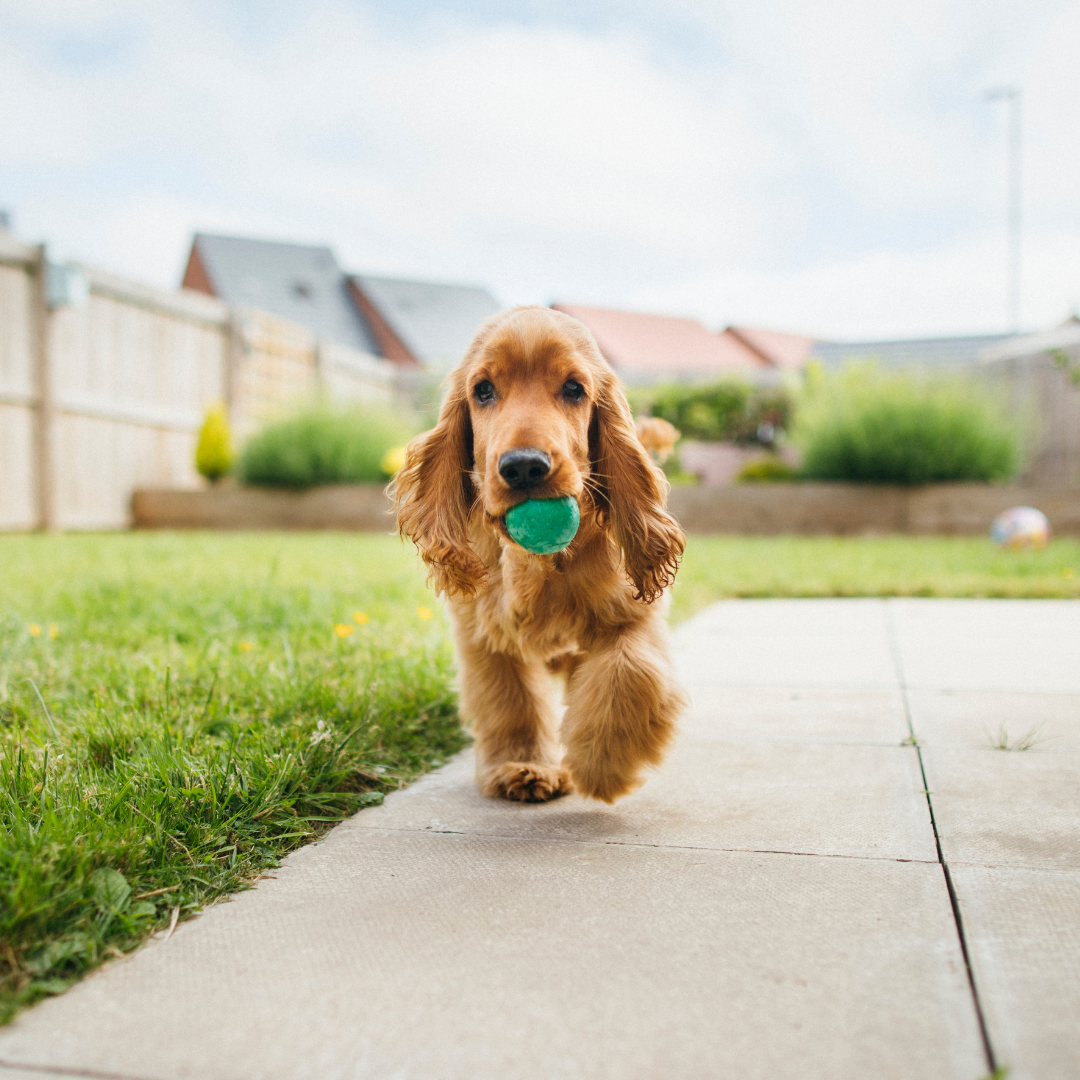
[239,406,415,489]
[631,381,793,444]
[736,457,799,483]
[795,366,1017,485]
[194,404,234,483]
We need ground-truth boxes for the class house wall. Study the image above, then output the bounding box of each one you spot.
[0,241,397,531]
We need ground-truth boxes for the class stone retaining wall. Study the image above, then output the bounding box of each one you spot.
[132,483,1080,537]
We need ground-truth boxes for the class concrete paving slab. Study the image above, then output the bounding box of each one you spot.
[889,599,1080,693]
[354,741,937,862]
[907,689,1080,752]
[678,686,909,745]
[674,630,899,690]
[0,831,985,1080]
[678,597,892,637]
[921,746,1080,871]
[673,598,899,691]
[950,866,1080,1080]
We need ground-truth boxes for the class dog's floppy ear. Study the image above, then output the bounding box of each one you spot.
[391,367,486,597]
[590,370,685,603]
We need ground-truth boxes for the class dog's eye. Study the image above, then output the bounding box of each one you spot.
[474,380,495,404]
[562,379,584,401]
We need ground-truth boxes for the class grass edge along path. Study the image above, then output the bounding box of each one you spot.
[0,533,466,1024]
[673,535,1080,619]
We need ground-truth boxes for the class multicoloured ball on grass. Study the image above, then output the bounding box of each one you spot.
[991,506,1051,550]
[505,496,580,554]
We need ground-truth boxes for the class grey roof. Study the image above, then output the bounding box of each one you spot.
[811,334,1012,369]
[351,275,501,366]
[192,234,378,353]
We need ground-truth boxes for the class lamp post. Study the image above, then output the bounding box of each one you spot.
[984,86,1022,333]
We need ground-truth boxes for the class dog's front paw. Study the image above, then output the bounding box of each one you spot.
[483,762,572,803]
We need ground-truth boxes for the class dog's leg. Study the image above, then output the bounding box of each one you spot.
[562,612,686,803]
[456,628,570,803]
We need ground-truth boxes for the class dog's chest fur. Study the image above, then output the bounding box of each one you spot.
[464,529,624,662]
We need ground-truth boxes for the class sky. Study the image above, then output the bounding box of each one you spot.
[1,0,1079,339]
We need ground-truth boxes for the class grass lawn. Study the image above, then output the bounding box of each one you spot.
[673,535,1080,619]
[0,532,464,1023]
[2,530,1078,1022]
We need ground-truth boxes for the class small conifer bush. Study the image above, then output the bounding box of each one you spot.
[239,406,414,489]
[194,403,234,483]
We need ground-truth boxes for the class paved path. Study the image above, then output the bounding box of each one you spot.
[1,599,1077,1080]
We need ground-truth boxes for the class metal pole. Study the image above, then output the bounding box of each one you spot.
[985,86,1022,333]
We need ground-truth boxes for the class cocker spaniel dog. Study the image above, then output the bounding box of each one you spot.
[392,306,687,804]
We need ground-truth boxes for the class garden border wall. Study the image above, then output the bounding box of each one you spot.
[132,483,1080,536]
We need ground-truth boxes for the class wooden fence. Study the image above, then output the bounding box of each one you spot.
[979,328,1080,488]
[0,233,396,530]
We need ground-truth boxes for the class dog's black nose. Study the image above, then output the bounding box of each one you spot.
[498,449,551,490]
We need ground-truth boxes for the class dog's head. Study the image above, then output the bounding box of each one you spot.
[392,306,684,602]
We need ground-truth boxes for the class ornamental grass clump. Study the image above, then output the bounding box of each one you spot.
[795,365,1018,485]
[239,406,414,490]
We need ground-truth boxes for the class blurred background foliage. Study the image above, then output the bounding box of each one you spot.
[629,380,793,445]
[238,406,417,490]
[794,364,1018,485]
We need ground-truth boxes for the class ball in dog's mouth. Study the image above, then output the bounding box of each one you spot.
[504,496,580,554]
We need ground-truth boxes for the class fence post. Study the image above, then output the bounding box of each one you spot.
[225,307,245,435]
[314,337,331,400]
[30,244,56,531]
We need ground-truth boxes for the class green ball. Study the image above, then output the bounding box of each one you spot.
[505,496,580,554]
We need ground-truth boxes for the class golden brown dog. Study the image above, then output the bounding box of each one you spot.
[392,306,687,803]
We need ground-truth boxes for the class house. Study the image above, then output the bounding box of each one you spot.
[716,327,1017,373]
[810,333,1014,369]
[551,303,767,383]
[183,234,379,355]
[182,233,502,367]
[348,275,502,371]
[721,327,817,371]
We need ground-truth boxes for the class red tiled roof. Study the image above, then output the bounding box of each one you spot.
[552,304,767,374]
[725,326,816,370]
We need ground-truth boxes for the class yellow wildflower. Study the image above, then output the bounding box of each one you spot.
[29,624,42,637]
[239,641,254,652]
[417,606,433,620]
[49,623,59,639]
[335,624,354,638]
[353,611,369,624]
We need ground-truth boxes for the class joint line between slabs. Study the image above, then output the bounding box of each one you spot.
[354,823,938,864]
[884,599,998,1076]
[0,1057,160,1080]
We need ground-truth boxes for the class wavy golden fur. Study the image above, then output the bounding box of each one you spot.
[392,307,687,803]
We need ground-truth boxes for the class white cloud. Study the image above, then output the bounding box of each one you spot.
[2,0,1079,337]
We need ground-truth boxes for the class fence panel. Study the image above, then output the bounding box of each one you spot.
[232,309,320,438]
[233,311,397,435]
[319,338,396,407]
[0,241,38,529]
[981,346,1080,488]
[45,272,231,528]
[1,251,399,530]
